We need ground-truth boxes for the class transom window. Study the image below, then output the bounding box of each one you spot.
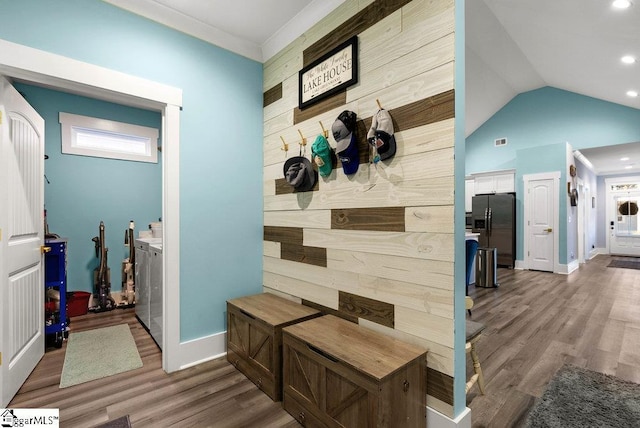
[59,112,158,163]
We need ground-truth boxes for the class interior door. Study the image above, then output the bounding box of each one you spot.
[528,179,554,272]
[0,75,45,407]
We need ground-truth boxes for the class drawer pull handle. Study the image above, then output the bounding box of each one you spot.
[307,344,339,363]
[240,309,256,320]
[234,359,239,367]
[403,380,410,392]
[257,377,263,387]
[298,412,305,423]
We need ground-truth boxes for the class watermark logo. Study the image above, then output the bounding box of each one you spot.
[1,409,59,427]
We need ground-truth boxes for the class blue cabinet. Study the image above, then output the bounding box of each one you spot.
[44,238,67,348]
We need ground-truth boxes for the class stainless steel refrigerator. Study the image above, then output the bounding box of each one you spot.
[471,193,515,268]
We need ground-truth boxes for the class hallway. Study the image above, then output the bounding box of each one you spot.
[467,254,640,427]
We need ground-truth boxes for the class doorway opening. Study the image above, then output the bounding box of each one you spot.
[0,39,183,376]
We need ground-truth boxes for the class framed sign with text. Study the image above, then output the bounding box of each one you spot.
[298,36,358,109]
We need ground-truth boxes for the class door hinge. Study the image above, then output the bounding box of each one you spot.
[0,351,2,366]
[0,111,3,125]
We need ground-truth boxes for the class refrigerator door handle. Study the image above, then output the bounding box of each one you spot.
[484,208,489,233]
[488,208,492,236]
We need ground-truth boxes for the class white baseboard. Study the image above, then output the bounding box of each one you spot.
[592,247,607,257]
[514,259,585,275]
[178,330,227,370]
[427,406,471,428]
[560,259,580,275]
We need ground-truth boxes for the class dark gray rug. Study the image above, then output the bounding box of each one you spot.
[95,415,131,428]
[608,259,640,270]
[525,365,640,427]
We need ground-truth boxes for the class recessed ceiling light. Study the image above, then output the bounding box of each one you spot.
[622,55,637,64]
[625,165,633,169]
[627,90,639,97]
[621,157,630,161]
[613,0,632,9]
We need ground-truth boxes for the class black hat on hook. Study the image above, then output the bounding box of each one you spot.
[283,156,317,192]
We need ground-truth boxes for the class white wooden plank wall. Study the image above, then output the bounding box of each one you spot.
[263,0,456,416]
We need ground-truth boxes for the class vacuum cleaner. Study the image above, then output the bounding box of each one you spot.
[120,220,136,308]
[90,221,115,312]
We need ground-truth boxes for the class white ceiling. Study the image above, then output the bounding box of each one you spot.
[466,0,640,175]
[103,0,640,175]
[102,0,346,62]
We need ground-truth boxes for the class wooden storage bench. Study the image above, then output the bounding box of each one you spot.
[226,293,321,401]
[282,315,427,427]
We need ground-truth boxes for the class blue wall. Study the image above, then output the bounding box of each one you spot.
[14,83,162,297]
[0,0,264,340]
[467,87,640,266]
[467,87,640,174]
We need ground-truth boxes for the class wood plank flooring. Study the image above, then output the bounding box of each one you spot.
[9,310,298,428]
[9,254,640,427]
[467,254,640,427]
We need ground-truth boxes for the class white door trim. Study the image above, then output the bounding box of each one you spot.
[577,177,585,264]
[523,171,561,273]
[0,38,183,373]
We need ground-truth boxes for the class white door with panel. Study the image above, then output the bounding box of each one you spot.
[528,178,555,272]
[609,190,640,256]
[0,76,45,407]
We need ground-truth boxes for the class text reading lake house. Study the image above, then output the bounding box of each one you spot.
[301,44,354,105]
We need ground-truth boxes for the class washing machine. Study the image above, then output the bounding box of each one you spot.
[134,237,161,332]
[149,242,163,349]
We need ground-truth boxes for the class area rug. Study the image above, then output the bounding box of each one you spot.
[608,258,640,270]
[59,324,142,388]
[96,415,132,428]
[524,365,640,427]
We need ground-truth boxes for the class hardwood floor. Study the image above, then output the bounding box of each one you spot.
[9,254,640,427]
[467,254,640,427]
[9,309,298,428]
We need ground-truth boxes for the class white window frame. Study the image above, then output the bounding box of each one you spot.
[59,112,158,163]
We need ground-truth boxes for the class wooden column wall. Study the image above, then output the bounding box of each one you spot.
[263,0,457,417]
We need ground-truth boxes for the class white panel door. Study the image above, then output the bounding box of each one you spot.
[0,76,45,407]
[529,179,554,272]
[609,194,640,256]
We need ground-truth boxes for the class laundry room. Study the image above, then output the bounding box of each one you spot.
[14,82,163,342]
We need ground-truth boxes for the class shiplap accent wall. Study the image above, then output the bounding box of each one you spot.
[262,0,457,417]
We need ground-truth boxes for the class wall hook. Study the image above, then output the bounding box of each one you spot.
[298,129,307,147]
[280,136,288,152]
[319,121,329,138]
[376,98,383,110]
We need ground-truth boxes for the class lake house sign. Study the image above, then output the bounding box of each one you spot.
[298,36,358,109]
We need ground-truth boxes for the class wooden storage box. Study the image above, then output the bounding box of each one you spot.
[282,315,427,427]
[226,293,321,401]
